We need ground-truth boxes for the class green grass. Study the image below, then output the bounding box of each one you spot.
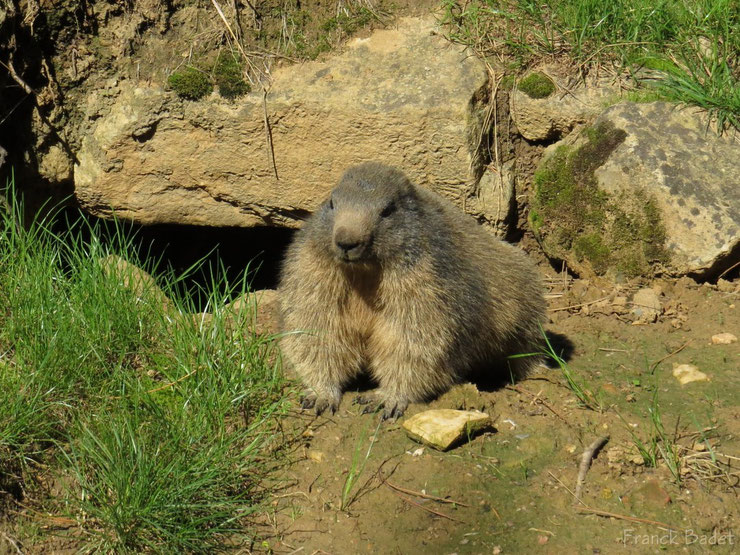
[438,0,740,132]
[616,387,682,483]
[340,416,382,511]
[0,179,290,551]
[541,331,605,412]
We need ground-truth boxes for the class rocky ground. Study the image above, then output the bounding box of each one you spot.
[260,271,739,554]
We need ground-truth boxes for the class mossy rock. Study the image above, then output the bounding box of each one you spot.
[530,121,669,279]
[518,72,555,99]
[167,67,212,101]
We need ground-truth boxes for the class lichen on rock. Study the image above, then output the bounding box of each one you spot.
[530,119,669,279]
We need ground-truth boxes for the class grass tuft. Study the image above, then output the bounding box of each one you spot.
[0,176,290,551]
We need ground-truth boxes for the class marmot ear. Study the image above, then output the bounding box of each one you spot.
[400,192,418,210]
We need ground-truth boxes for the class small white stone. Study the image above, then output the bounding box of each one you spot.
[711,332,737,345]
[307,450,325,463]
[672,363,709,385]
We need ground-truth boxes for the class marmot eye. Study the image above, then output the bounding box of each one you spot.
[329,198,334,210]
[380,202,396,218]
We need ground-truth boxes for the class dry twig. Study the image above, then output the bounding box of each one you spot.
[548,471,585,506]
[2,56,34,95]
[1,531,23,555]
[383,480,471,507]
[506,386,572,427]
[262,88,278,180]
[718,259,740,280]
[549,296,611,313]
[386,488,466,523]
[575,506,676,530]
[574,436,609,502]
[649,340,691,373]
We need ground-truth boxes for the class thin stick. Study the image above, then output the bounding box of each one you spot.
[9,502,76,527]
[718,259,740,280]
[548,471,586,507]
[244,0,260,20]
[1,531,23,555]
[649,340,691,373]
[262,88,279,180]
[574,436,609,502]
[210,0,261,82]
[387,488,466,523]
[549,296,611,313]
[230,0,243,43]
[384,480,471,507]
[1,56,34,95]
[147,368,199,393]
[575,506,676,530]
[110,367,200,398]
[506,386,571,427]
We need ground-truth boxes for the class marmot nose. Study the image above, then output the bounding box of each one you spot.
[334,226,364,254]
[336,238,361,253]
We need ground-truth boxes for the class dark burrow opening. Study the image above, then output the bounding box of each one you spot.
[47,207,296,312]
[128,222,296,308]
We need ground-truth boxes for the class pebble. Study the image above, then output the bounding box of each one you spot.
[672,363,709,385]
[711,332,737,344]
[403,409,492,451]
[631,288,661,323]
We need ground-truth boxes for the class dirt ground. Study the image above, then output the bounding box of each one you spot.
[262,270,739,554]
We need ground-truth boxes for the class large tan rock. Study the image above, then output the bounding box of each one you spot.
[74,17,492,229]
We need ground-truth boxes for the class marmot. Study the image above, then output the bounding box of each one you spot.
[279,162,546,419]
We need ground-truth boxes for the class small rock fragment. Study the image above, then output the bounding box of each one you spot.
[631,288,661,323]
[307,450,325,463]
[711,332,737,345]
[672,363,709,385]
[402,409,492,451]
[716,279,735,293]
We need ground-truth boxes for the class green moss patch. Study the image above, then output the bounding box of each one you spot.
[167,67,213,100]
[518,72,555,99]
[530,121,669,278]
[214,53,251,100]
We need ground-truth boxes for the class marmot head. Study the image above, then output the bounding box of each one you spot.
[315,162,421,265]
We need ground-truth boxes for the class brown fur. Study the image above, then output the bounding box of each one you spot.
[278,162,546,418]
